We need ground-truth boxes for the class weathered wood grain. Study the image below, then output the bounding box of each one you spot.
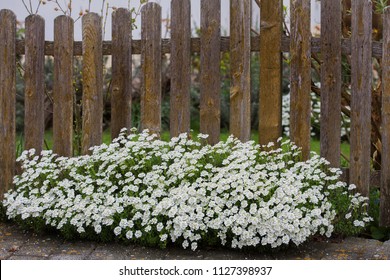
[200,0,221,145]
[380,7,390,227]
[81,13,103,154]
[53,16,74,157]
[0,10,16,199]
[141,3,161,136]
[320,0,341,167]
[24,15,45,154]
[111,8,132,139]
[259,0,282,146]
[170,0,191,137]
[290,0,311,159]
[350,0,372,197]
[230,0,251,142]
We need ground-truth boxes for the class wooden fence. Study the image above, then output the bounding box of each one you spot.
[0,0,389,226]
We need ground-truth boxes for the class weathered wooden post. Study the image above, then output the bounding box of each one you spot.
[230,0,251,142]
[170,0,191,137]
[141,3,162,136]
[290,0,311,160]
[25,14,45,154]
[0,10,16,199]
[200,0,221,145]
[111,8,132,139]
[350,0,372,197]
[380,7,390,227]
[53,15,74,157]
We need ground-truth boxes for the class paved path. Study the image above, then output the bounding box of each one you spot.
[1,222,389,260]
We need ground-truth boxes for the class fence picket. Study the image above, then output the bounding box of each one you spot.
[380,7,390,227]
[24,15,45,153]
[259,0,282,146]
[111,8,132,139]
[170,0,191,137]
[350,1,372,197]
[320,0,341,167]
[82,13,103,154]
[53,16,74,157]
[230,0,251,142]
[0,10,16,199]
[141,3,162,136]
[200,0,221,145]
[290,0,311,160]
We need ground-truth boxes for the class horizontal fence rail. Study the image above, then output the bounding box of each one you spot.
[0,0,390,226]
[13,36,386,58]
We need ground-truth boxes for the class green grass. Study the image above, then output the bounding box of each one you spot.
[16,129,351,167]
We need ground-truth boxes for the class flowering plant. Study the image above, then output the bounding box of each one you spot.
[4,129,371,250]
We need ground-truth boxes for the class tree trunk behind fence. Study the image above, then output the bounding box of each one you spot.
[82,13,103,154]
[0,10,16,199]
[259,0,283,146]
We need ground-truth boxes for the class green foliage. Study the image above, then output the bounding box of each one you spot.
[365,189,390,241]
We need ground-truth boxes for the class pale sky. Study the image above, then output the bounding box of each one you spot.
[0,0,320,40]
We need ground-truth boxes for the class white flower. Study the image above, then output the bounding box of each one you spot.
[191,242,198,251]
[353,220,365,227]
[182,240,189,249]
[160,234,168,242]
[135,230,142,238]
[114,226,122,236]
[126,230,133,239]
[94,224,102,234]
[4,129,371,252]
[156,222,164,232]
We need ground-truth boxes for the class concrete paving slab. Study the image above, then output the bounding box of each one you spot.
[87,243,134,260]
[49,240,97,260]
[1,222,389,260]
[13,236,63,258]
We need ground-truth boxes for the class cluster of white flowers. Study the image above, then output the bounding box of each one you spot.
[3,129,371,250]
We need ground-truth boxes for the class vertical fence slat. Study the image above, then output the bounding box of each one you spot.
[170,0,191,137]
[259,0,282,146]
[53,16,73,157]
[320,0,342,167]
[112,8,132,139]
[230,0,251,142]
[0,10,16,199]
[350,1,372,197]
[200,0,221,145]
[141,3,162,136]
[82,13,103,154]
[25,15,45,154]
[380,7,390,227]
[290,0,311,159]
